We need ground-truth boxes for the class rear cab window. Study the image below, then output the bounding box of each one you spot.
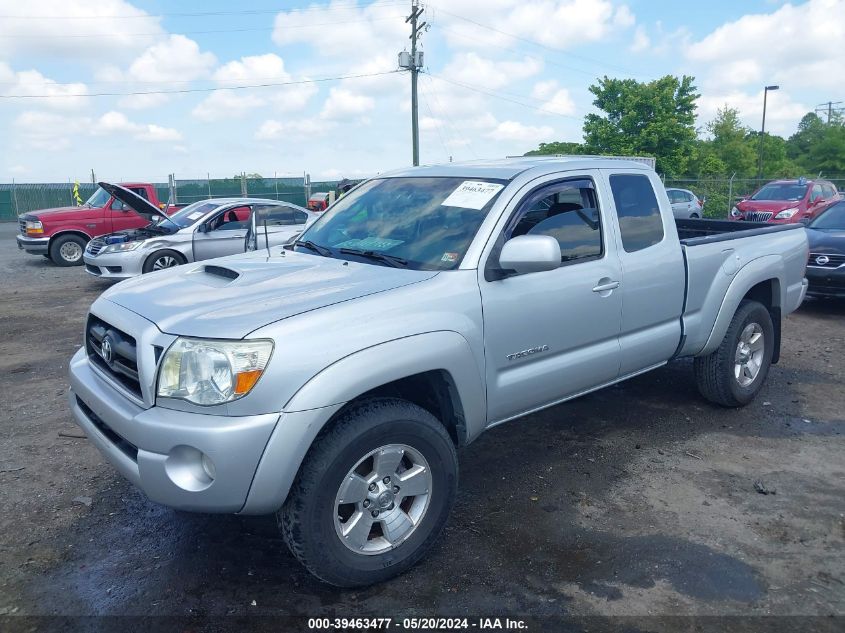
[609,173,665,253]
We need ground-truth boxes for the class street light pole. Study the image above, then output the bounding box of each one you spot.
[757,85,779,180]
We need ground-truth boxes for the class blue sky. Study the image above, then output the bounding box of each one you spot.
[1,0,842,182]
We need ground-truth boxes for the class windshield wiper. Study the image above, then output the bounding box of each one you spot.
[296,240,333,257]
[338,248,409,268]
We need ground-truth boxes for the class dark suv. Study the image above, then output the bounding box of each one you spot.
[731,178,840,224]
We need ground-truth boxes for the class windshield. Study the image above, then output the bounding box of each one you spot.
[297,177,508,270]
[751,183,808,202]
[84,187,111,208]
[163,200,224,228]
[809,201,845,230]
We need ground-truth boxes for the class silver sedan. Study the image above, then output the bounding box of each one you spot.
[84,192,318,280]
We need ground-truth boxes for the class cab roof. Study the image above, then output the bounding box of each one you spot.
[381,156,655,180]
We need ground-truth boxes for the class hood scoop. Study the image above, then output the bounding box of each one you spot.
[202,264,240,281]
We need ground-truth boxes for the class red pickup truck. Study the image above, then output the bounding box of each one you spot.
[16,182,182,266]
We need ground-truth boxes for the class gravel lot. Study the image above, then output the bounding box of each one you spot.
[0,221,843,624]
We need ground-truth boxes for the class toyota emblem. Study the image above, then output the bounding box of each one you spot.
[816,255,830,266]
[100,336,114,364]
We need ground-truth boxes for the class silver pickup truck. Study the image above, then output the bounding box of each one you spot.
[68,157,808,587]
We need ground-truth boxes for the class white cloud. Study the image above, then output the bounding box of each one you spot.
[320,87,375,120]
[528,79,575,116]
[13,110,182,151]
[191,54,316,121]
[439,0,635,50]
[0,63,88,109]
[487,120,554,143]
[697,90,809,138]
[0,0,163,60]
[442,52,542,91]
[95,34,216,110]
[686,0,845,91]
[255,118,334,141]
[272,1,407,59]
[630,25,650,52]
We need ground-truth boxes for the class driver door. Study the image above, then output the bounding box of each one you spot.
[479,174,623,424]
[192,205,251,261]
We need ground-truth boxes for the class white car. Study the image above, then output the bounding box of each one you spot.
[666,187,704,218]
[83,184,318,280]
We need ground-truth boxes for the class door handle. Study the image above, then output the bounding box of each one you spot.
[592,280,620,293]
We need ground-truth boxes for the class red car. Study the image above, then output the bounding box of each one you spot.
[730,178,840,224]
[16,182,182,266]
[306,192,330,212]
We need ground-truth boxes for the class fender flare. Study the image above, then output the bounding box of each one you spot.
[49,228,94,244]
[698,255,782,357]
[240,331,486,514]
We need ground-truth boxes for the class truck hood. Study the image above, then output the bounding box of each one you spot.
[99,181,162,219]
[100,251,439,338]
[737,199,802,212]
[26,206,103,221]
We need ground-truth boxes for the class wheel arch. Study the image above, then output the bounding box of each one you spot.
[699,258,783,361]
[240,331,486,515]
[49,229,92,247]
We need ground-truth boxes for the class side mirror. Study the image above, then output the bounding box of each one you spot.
[799,217,812,226]
[497,235,561,277]
[197,224,208,233]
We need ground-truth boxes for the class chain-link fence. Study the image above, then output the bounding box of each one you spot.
[0,174,348,220]
[663,177,845,218]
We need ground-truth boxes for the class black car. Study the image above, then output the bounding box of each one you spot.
[805,200,845,298]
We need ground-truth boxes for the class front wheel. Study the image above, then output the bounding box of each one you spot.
[142,249,185,274]
[694,299,774,407]
[49,234,87,266]
[280,398,458,587]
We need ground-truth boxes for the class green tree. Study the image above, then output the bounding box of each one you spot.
[524,141,585,156]
[705,106,756,176]
[582,75,699,176]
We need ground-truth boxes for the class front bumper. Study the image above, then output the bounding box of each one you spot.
[16,234,50,255]
[805,266,845,298]
[68,347,281,513]
[83,249,146,280]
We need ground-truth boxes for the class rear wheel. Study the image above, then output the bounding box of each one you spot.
[49,234,87,266]
[142,249,185,273]
[694,300,773,407]
[280,398,458,587]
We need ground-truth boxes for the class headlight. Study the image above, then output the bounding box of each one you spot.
[101,240,143,254]
[157,338,274,405]
[730,207,741,218]
[25,220,43,235]
[774,207,799,219]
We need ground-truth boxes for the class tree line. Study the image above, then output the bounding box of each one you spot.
[525,75,845,180]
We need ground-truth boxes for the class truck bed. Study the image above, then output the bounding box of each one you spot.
[675,218,804,245]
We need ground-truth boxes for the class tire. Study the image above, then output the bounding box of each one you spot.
[280,398,458,587]
[142,249,185,274]
[694,300,774,407]
[49,234,87,267]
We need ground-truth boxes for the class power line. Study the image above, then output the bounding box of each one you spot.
[0,70,402,99]
[0,15,404,39]
[0,1,406,19]
[427,73,581,119]
[427,3,643,78]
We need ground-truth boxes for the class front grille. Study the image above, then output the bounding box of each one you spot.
[87,238,106,255]
[85,264,102,276]
[76,396,138,461]
[744,211,773,222]
[86,315,142,399]
[18,218,26,236]
[808,253,845,268]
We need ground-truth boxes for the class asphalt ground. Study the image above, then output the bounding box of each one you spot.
[0,222,842,630]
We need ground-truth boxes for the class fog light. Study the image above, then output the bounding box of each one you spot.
[164,445,214,492]
[201,453,217,480]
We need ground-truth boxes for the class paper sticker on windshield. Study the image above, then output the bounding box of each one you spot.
[441,252,459,263]
[441,181,504,210]
[187,211,205,220]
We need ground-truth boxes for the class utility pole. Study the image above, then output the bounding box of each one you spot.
[400,1,425,166]
[814,101,845,123]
